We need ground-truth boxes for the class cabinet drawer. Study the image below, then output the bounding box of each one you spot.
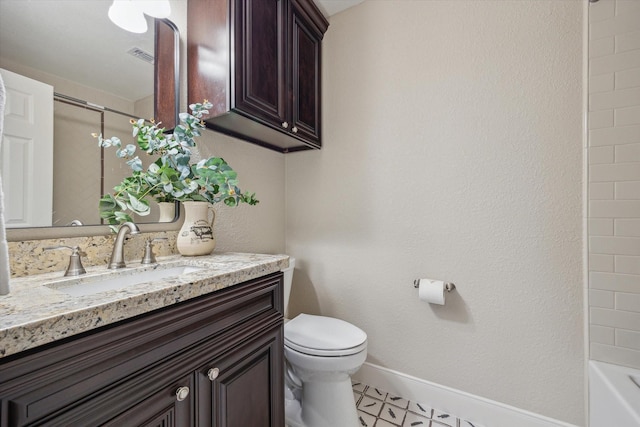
[24,364,196,427]
[101,371,194,427]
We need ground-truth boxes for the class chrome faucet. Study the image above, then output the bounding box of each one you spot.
[108,222,140,269]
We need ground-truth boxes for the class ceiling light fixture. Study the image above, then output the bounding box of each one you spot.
[108,0,171,33]
[108,0,148,33]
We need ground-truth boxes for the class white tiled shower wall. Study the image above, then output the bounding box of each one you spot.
[588,0,640,369]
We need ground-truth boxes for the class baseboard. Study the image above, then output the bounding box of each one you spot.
[352,362,578,427]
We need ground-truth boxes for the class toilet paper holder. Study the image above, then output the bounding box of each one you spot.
[413,279,456,292]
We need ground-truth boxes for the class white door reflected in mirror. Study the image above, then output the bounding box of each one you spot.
[1,68,53,228]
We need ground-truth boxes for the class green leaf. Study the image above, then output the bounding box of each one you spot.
[127,194,150,215]
[127,157,143,171]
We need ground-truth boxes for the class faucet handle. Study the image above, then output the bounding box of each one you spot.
[44,245,87,276]
[141,238,168,265]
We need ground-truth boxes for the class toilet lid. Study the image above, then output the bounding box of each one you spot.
[284,314,367,357]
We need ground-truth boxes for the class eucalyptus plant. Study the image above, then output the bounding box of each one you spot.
[96,101,258,227]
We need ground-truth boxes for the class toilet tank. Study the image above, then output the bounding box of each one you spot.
[282,257,295,318]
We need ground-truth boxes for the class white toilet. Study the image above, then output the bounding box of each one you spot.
[282,258,368,427]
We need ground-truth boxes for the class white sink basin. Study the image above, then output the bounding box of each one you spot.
[46,264,207,297]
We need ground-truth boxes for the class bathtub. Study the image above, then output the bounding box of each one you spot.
[589,361,640,427]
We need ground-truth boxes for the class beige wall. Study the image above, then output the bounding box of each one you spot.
[587,0,640,369]
[195,131,286,255]
[5,0,591,422]
[286,1,584,424]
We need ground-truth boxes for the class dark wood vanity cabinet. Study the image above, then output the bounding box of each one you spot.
[188,0,328,152]
[0,273,284,427]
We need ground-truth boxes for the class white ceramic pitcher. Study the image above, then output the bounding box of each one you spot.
[176,201,216,256]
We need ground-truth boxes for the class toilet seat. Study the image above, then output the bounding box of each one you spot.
[284,314,367,357]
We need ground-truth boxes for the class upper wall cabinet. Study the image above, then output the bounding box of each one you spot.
[188,0,329,153]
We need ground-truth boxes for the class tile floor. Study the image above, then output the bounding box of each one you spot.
[353,381,485,427]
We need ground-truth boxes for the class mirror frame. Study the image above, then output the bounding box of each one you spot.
[6,18,182,242]
[155,19,180,131]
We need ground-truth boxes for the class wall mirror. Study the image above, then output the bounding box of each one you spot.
[0,0,181,240]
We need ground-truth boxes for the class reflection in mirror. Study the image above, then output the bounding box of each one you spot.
[0,1,180,238]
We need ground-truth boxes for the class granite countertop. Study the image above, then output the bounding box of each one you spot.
[0,252,289,359]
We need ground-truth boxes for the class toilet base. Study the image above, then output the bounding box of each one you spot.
[285,375,359,427]
[284,392,304,427]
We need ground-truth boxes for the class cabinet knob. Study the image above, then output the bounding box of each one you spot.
[207,367,220,381]
[292,127,298,133]
[281,121,289,129]
[175,386,190,401]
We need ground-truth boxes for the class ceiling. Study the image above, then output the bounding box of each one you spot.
[0,1,155,101]
[0,0,365,102]
[315,0,365,17]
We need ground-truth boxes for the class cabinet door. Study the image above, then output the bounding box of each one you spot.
[101,373,194,427]
[233,0,288,128]
[290,0,323,147]
[197,325,284,427]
